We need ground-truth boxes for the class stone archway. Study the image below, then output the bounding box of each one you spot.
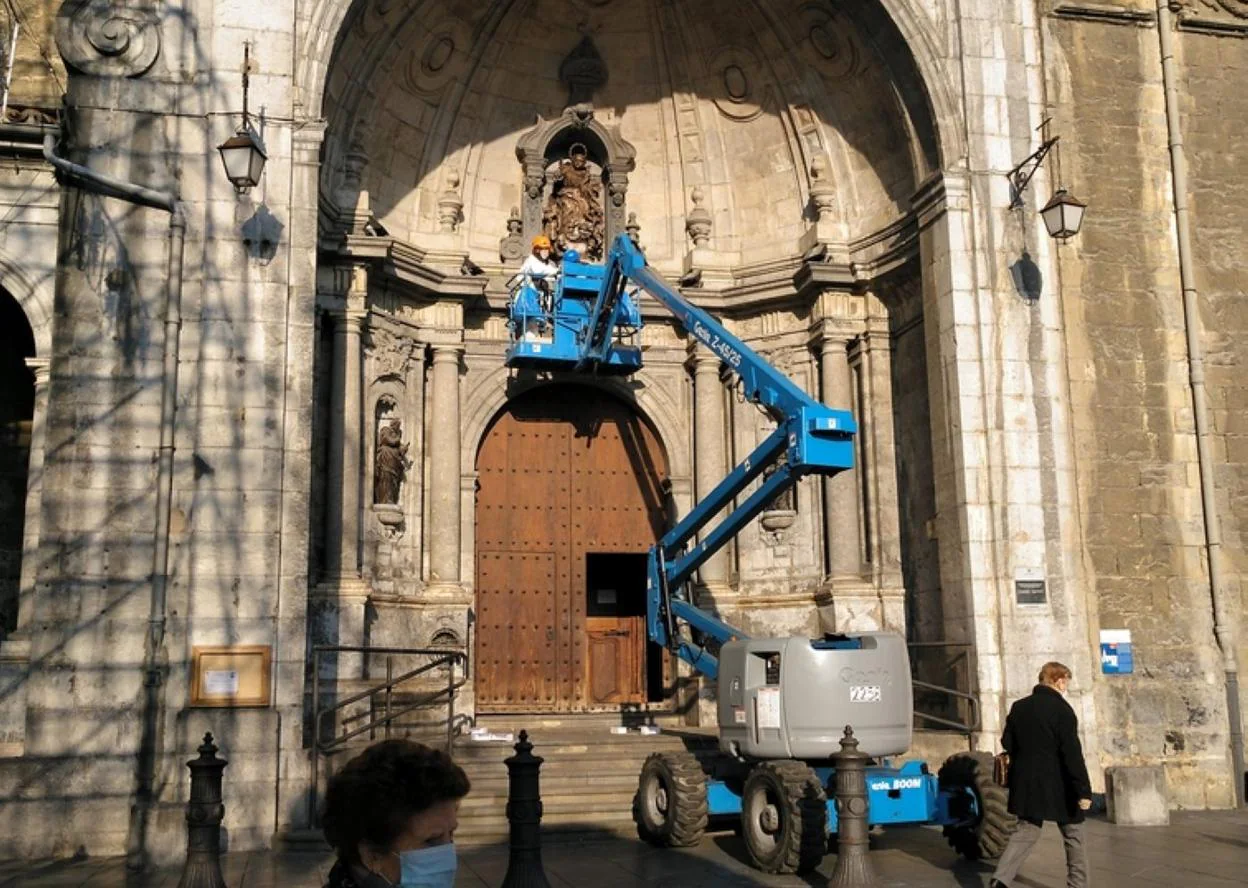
[0,289,36,639]
[473,384,671,712]
[304,0,1066,751]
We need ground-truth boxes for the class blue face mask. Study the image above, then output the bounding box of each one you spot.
[396,842,457,888]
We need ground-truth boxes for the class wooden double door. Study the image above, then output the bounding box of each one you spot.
[474,386,669,712]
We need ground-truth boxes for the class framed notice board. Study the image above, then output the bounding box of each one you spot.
[190,645,272,708]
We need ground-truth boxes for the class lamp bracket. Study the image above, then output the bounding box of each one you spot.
[1007,136,1059,209]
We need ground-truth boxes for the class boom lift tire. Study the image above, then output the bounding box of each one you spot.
[938,751,1016,860]
[633,751,709,847]
[740,760,828,874]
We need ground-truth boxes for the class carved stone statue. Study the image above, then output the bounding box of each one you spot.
[543,143,605,260]
[374,419,410,505]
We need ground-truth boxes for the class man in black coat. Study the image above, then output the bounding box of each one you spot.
[990,661,1093,888]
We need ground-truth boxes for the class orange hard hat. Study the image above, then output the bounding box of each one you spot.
[532,235,552,250]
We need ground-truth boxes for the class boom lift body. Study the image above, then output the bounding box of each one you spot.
[503,234,1013,873]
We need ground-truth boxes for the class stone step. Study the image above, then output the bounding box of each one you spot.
[461,788,631,812]
[287,726,975,852]
[462,771,642,791]
[454,808,639,844]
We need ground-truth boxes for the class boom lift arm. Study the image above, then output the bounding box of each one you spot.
[588,234,857,679]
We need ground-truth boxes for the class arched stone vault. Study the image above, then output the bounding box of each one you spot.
[298,0,962,168]
[309,0,957,268]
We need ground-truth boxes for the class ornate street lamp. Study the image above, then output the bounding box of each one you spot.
[1039,188,1088,241]
[1007,121,1087,241]
[217,43,267,192]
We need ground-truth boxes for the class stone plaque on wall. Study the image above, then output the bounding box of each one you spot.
[1015,580,1047,605]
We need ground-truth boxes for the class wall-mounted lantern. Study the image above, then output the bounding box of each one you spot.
[1007,121,1087,241]
[217,43,267,193]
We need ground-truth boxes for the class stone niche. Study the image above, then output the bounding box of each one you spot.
[514,104,636,260]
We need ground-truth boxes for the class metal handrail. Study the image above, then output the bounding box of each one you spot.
[309,646,468,826]
[908,641,980,738]
[912,678,982,734]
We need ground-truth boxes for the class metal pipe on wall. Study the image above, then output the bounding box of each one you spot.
[42,133,189,857]
[1154,2,1246,807]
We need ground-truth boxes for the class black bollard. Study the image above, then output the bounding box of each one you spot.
[500,730,552,888]
[829,725,882,888]
[177,733,229,888]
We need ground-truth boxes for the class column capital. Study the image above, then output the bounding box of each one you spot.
[859,327,892,353]
[328,307,369,331]
[430,343,465,364]
[687,345,725,376]
[819,333,852,359]
[24,357,50,386]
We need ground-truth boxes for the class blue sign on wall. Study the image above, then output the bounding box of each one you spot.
[1100,629,1134,675]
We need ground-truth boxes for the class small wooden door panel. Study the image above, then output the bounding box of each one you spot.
[586,616,644,705]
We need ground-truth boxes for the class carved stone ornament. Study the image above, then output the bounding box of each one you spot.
[499,207,525,263]
[368,327,417,379]
[1191,0,1248,18]
[626,212,641,246]
[437,170,464,233]
[56,1,161,78]
[686,186,712,248]
[558,35,608,107]
[809,155,836,219]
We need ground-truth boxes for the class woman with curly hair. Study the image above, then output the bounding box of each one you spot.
[321,739,471,888]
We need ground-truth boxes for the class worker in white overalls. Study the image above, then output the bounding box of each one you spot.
[520,235,560,313]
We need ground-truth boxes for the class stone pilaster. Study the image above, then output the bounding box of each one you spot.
[691,349,731,597]
[426,344,465,597]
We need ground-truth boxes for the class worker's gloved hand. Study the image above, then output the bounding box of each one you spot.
[1078,798,1092,811]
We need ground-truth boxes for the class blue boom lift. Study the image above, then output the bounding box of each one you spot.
[504,234,1013,874]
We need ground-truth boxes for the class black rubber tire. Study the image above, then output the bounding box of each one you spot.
[740,760,828,874]
[633,751,709,848]
[938,751,1016,860]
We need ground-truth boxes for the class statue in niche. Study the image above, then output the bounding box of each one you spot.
[374,419,410,505]
[543,142,604,260]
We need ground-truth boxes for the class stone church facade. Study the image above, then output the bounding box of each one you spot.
[0,0,1244,863]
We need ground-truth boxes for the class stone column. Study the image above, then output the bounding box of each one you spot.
[692,351,730,595]
[324,304,368,585]
[821,335,863,580]
[427,344,464,595]
[14,358,50,635]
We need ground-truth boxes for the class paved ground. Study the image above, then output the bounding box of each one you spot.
[1,810,1245,887]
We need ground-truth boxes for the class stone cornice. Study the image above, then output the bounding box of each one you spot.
[321,235,488,300]
[0,106,62,160]
[793,261,860,303]
[1049,3,1156,26]
[327,203,933,319]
